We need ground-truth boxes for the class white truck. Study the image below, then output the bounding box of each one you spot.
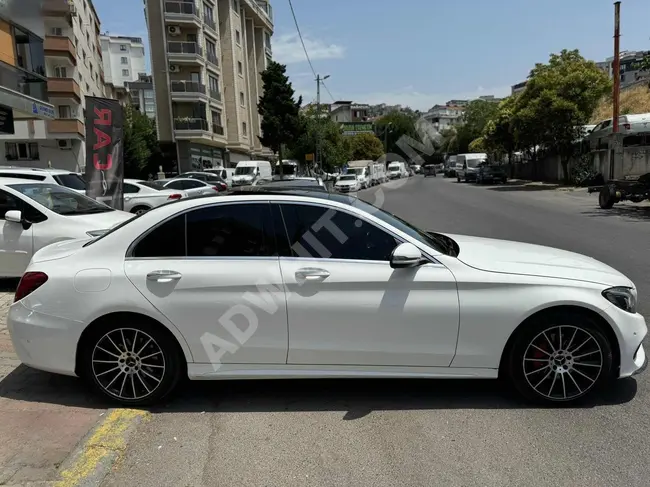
[346,160,374,189]
[370,162,387,185]
[387,161,407,179]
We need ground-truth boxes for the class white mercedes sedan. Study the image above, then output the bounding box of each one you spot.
[7,191,647,406]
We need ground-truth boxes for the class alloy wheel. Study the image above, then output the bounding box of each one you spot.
[91,328,166,401]
[522,325,603,401]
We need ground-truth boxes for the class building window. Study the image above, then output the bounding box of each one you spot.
[54,66,68,78]
[208,75,219,93]
[144,90,154,99]
[86,32,89,43]
[122,69,129,76]
[232,0,239,12]
[237,61,243,75]
[58,105,72,118]
[120,44,127,51]
[205,39,216,58]
[242,121,247,136]
[5,142,39,161]
[13,27,45,77]
[212,110,222,126]
[51,27,63,36]
[121,56,128,64]
[85,82,90,92]
[235,30,241,45]
[203,4,214,21]
[239,91,245,106]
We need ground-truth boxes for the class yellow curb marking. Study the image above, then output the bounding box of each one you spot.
[54,408,151,487]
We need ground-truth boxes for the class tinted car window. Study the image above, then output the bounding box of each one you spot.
[165,180,185,190]
[124,183,140,194]
[53,173,87,190]
[184,179,205,189]
[186,203,275,257]
[132,214,186,258]
[279,203,398,261]
[0,189,20,219]
[0,172,46,181]
[0,188,47,223]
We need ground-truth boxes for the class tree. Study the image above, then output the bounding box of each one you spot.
[286,112,350,172]
[517,49,611,183]
[123,105,156,178]
[438,127,459,154]
[258,61,303,172]
[468,137,486,153]
[374,112,417,154]
[484,96,519,173]
[345,133,385,161]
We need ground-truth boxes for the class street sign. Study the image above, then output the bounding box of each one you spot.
[305,153,314,161]
[340,122,374,136]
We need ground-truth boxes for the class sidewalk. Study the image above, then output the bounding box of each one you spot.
[0,285,109,486]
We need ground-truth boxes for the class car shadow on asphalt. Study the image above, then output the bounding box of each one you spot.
[0,367,639,417]
[581,205,650,222]
[486,183,561,192]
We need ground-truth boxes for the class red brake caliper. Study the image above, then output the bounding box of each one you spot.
[531,342,547,369]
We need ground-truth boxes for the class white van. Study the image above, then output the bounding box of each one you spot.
[387,161,406,179]
[232,160,272,186]
[456,153,487,182]
[274,160,299,179]
[347,160,373,189]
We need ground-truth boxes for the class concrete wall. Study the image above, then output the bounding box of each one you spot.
[592,147,650,180]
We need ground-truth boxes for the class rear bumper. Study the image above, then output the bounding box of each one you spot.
[7,301,81,376]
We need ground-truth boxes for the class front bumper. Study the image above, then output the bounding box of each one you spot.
[608,306,648,378]
[7,301,81,376]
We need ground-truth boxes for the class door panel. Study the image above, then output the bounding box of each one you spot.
[124,202,288,365]
[281,258,459,366]
[0,189,33,277]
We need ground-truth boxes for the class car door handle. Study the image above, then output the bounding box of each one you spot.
[146,270,182,283]
[295,268,330,281]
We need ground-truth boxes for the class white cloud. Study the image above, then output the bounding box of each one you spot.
[273,33,345,65]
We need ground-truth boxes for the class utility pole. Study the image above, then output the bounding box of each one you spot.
[611,1,621,180]
[315,74,330,169]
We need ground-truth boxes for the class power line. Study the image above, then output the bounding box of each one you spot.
[286,0,335,103]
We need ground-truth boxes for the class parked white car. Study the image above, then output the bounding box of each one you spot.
[159,178,225,197]
[0,178,132,277]
[115,179,187,214]
[335,174,361,192]
[204,168,235,186]
[0,167,87,193]
[8,191,646,405]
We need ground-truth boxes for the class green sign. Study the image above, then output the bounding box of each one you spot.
[340,122,374,136]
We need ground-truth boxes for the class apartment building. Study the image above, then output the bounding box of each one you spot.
[145,0,274,170]
[0,1,56,159]
[100,34,147,103]
[125,74,157,118]
[598,50,650,89]
[329,101,371,123]
[0,0,105,171]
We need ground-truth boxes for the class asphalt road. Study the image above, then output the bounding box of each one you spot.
[102,176,650,487]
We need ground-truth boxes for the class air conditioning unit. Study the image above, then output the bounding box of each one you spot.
[58,139,73,150]
[169,64,180,73]
[168,26,181,36]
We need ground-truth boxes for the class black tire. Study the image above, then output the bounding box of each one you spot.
[457,176,461,183]
[131,205,151,215]
[79,319,184,406]
[599,185,616,209]
[505,310,613,405]
[501,177,507,184]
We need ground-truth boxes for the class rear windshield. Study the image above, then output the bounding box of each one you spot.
[53,173,87,190]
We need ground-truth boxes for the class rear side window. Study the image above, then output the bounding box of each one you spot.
[130,203,276,258]
[165,180,185,190]
[184,179,205,189]
[124,183,140,194]
[53,173,86,190]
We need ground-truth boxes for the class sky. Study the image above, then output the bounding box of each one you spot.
[97,0,650,111]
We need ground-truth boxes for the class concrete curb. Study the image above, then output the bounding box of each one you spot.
[53,408,151,487]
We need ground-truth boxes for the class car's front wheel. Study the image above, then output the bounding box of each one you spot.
[80,320,183,405]
[506,311,613,404]
[131,205,151,215]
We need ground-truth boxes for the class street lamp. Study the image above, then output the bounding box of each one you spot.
[315,74,330,168]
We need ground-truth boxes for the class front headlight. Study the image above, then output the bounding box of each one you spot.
[602,287,637,313]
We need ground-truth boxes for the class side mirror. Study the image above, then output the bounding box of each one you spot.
[390,242,425,269]
[5,210,22,223]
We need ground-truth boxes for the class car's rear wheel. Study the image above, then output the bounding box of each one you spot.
[80,321,183,405]
[131,205,151,215]
[507,311,613,404]
[599,185,616,209]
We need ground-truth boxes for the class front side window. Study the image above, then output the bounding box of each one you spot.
[278,204,398,261]
[8,183,113,215]
[131,203,275,258]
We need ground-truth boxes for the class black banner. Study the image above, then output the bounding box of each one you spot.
[85,97,124,210]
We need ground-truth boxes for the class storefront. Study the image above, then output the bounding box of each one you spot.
[176,141,227,172]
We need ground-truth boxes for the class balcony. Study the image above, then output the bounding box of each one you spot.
[243,0,273,29]
[170,80,207,101]
[47,119,84,137]
[212,123,225,136]
[47,77,81,102]
[174,117,209,132]
[44,36,77,65]
[209,89,222,102]
[41,0,74,26]
[0,61,48,103]
[164,1,201,27]
[206,51,219,68]
[167,41,204,65]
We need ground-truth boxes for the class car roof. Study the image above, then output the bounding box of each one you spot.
[0,177,51,185]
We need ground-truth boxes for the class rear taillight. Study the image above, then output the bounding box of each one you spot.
[212,186,221,192]
[167,193,183,200]
[15,272,48,302]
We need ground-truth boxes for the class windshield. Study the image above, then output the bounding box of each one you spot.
[339,175,356,181]
[388,166,400,171]
[351,199,456,256]
[275,165,296,175]
[53,173,87,191]
[235,167,255,175]
[466,159,483,168]
[10,183,114,215]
